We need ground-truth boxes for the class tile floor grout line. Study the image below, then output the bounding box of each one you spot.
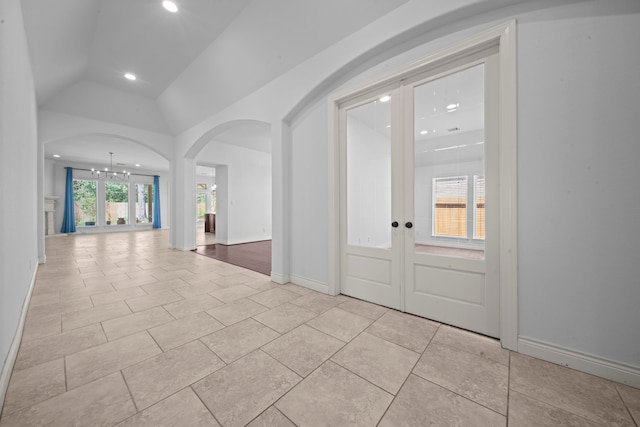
[614,383,639,427]
[510,383,633,427]
[63,355,69,393]
[506,350,512,426]
[119,370,140,413]
[300,319,349,344]
[244,397,298,427]
[375,324,441,425]
[189,384,224,426]
[98,321,110,342]
[327,357,396,397]
[422,373,508,419]
[159,303,179,321]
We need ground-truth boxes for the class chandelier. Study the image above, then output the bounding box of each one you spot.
[91,152,130,181]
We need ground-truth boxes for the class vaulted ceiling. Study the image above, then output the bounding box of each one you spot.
[21,0,410,134]
[22,0,413,170]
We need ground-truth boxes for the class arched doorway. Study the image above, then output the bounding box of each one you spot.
[186,120,272,275]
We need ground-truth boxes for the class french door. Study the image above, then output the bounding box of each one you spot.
[339,53,500,337]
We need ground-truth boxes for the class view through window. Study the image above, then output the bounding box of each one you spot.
[106,182,129,225]
[73,180,97,226]
[135,183,153,223]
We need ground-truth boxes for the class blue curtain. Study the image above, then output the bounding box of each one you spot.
[61,167,76,233]
[153,175,162,228]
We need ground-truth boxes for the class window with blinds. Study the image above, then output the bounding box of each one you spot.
[474,175,485,239]
[432,176,468,237]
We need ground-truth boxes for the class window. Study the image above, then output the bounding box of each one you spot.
[432,176,468,238]
[197,183,208,190]
[73,180,97,226]
[105,182,129,225]
[474,175,485,239]
[135,183,153,223]
[196,193,207,221]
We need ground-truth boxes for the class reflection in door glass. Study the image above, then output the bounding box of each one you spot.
[413,65,485,259]
[347,96,392,248]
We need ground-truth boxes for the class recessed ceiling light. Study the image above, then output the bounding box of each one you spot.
[135,164,141,167]
[379,95,391,102]
[124,73,136,81]
[420,130,428,135]
[162,1,178,12]
[53,154,61,158]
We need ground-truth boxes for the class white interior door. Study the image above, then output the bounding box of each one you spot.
[403,58,500,337]
[338,55,500,337]
[339,89,403,309]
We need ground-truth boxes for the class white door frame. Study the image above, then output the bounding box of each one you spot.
[327,20,518,350]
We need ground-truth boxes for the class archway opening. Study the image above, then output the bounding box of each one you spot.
[188,120,272,275]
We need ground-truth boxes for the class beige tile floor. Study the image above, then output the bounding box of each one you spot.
[1,230,638,426]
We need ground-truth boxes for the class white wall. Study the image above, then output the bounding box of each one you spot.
[0,0,39,398]
[214,166,229,243]
[290,102,329,283]
[43,80,171,134]
[516,4,640,368]
[44,157,55,195]
[38,110,174,161]
[285,1,640,374]
[166,0,639,380]
[197,142,271,244]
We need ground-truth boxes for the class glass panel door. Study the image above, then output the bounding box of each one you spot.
[404,60,500,337]
[340,92,402,309]
[413,64,485,259]
[346,96,392,249]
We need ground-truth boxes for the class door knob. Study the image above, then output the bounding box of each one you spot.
[391,221,399,228]
[405,222,413,229]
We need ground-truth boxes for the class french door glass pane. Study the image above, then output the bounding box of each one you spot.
[413,64,485,258]
[346,96,392,248]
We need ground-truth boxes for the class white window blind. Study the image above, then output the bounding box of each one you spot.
[433,176,468,237]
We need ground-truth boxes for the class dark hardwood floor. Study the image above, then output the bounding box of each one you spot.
[194,240,271,276]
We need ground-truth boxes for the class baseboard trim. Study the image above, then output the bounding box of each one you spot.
[0,265,38,413]
[518,337,640,388]
[290,275,329,294]
[270,272,290,285]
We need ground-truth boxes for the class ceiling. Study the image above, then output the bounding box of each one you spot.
[24,0,410,169]
[20,0,253,102]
